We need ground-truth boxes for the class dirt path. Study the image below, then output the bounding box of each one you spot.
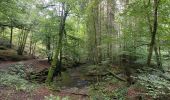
[0,59,50,71]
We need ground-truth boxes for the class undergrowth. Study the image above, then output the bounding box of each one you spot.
[44,94,69,100]
[0,64,37,92]
[89,76,128,100]
[137,71,170,99]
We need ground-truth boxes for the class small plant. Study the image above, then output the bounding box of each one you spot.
[113,87,128,100]
[44,94,69,100]
[8,64,26,78]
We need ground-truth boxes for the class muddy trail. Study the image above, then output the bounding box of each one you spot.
[0,59,97,100]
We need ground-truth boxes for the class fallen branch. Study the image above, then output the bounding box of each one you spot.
[86,71,124,77]
[86,73,108,77]
[107,70,126,82]
[59,91,89,97]
[68,92,89,97]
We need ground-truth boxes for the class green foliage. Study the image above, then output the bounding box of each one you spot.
[0,63,37,92]
[89,82,127,100]
[137,72,170,99]
[112,87,128,100]
[44,94,69,100]
[9,64,26,78]
[120,0,170,67]
[89,83,113,100]
[0,71,37,92]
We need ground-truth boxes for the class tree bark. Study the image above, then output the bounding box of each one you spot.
[147,0,159,66]
[9,22,13,48]
[154,45,164,72]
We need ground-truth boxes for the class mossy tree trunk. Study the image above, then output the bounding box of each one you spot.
[147,0,158,65]
[46,3,68,85]
[147,0,163,72]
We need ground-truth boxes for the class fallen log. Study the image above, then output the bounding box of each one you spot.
[60,92,89,97]
[57,89,89,97]
[107,70,126,82]
[86,71,126,82]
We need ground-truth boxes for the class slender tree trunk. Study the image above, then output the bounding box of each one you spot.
[47,34,52,63]
[9,23,13,48]
[93,8,98,64]
[29,33,33,54]
[17,28,29,55]
[98,4,102,62]
[154,45,163,71]
[147,0,159,66]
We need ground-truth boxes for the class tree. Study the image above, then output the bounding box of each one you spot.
[46,2,69,84]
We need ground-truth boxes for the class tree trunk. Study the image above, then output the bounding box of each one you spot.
[147,0,159,66]
[154,45,164,72]
[46,3,68,84]
[17,28,29,55]
[29,33,33,54]
[9,25,13,48]
[47,34,52,63]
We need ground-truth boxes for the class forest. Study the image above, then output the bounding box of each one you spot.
[0,0,170,100]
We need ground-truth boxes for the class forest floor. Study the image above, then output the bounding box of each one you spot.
[0,59,151,100]
[0,59,92,100]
